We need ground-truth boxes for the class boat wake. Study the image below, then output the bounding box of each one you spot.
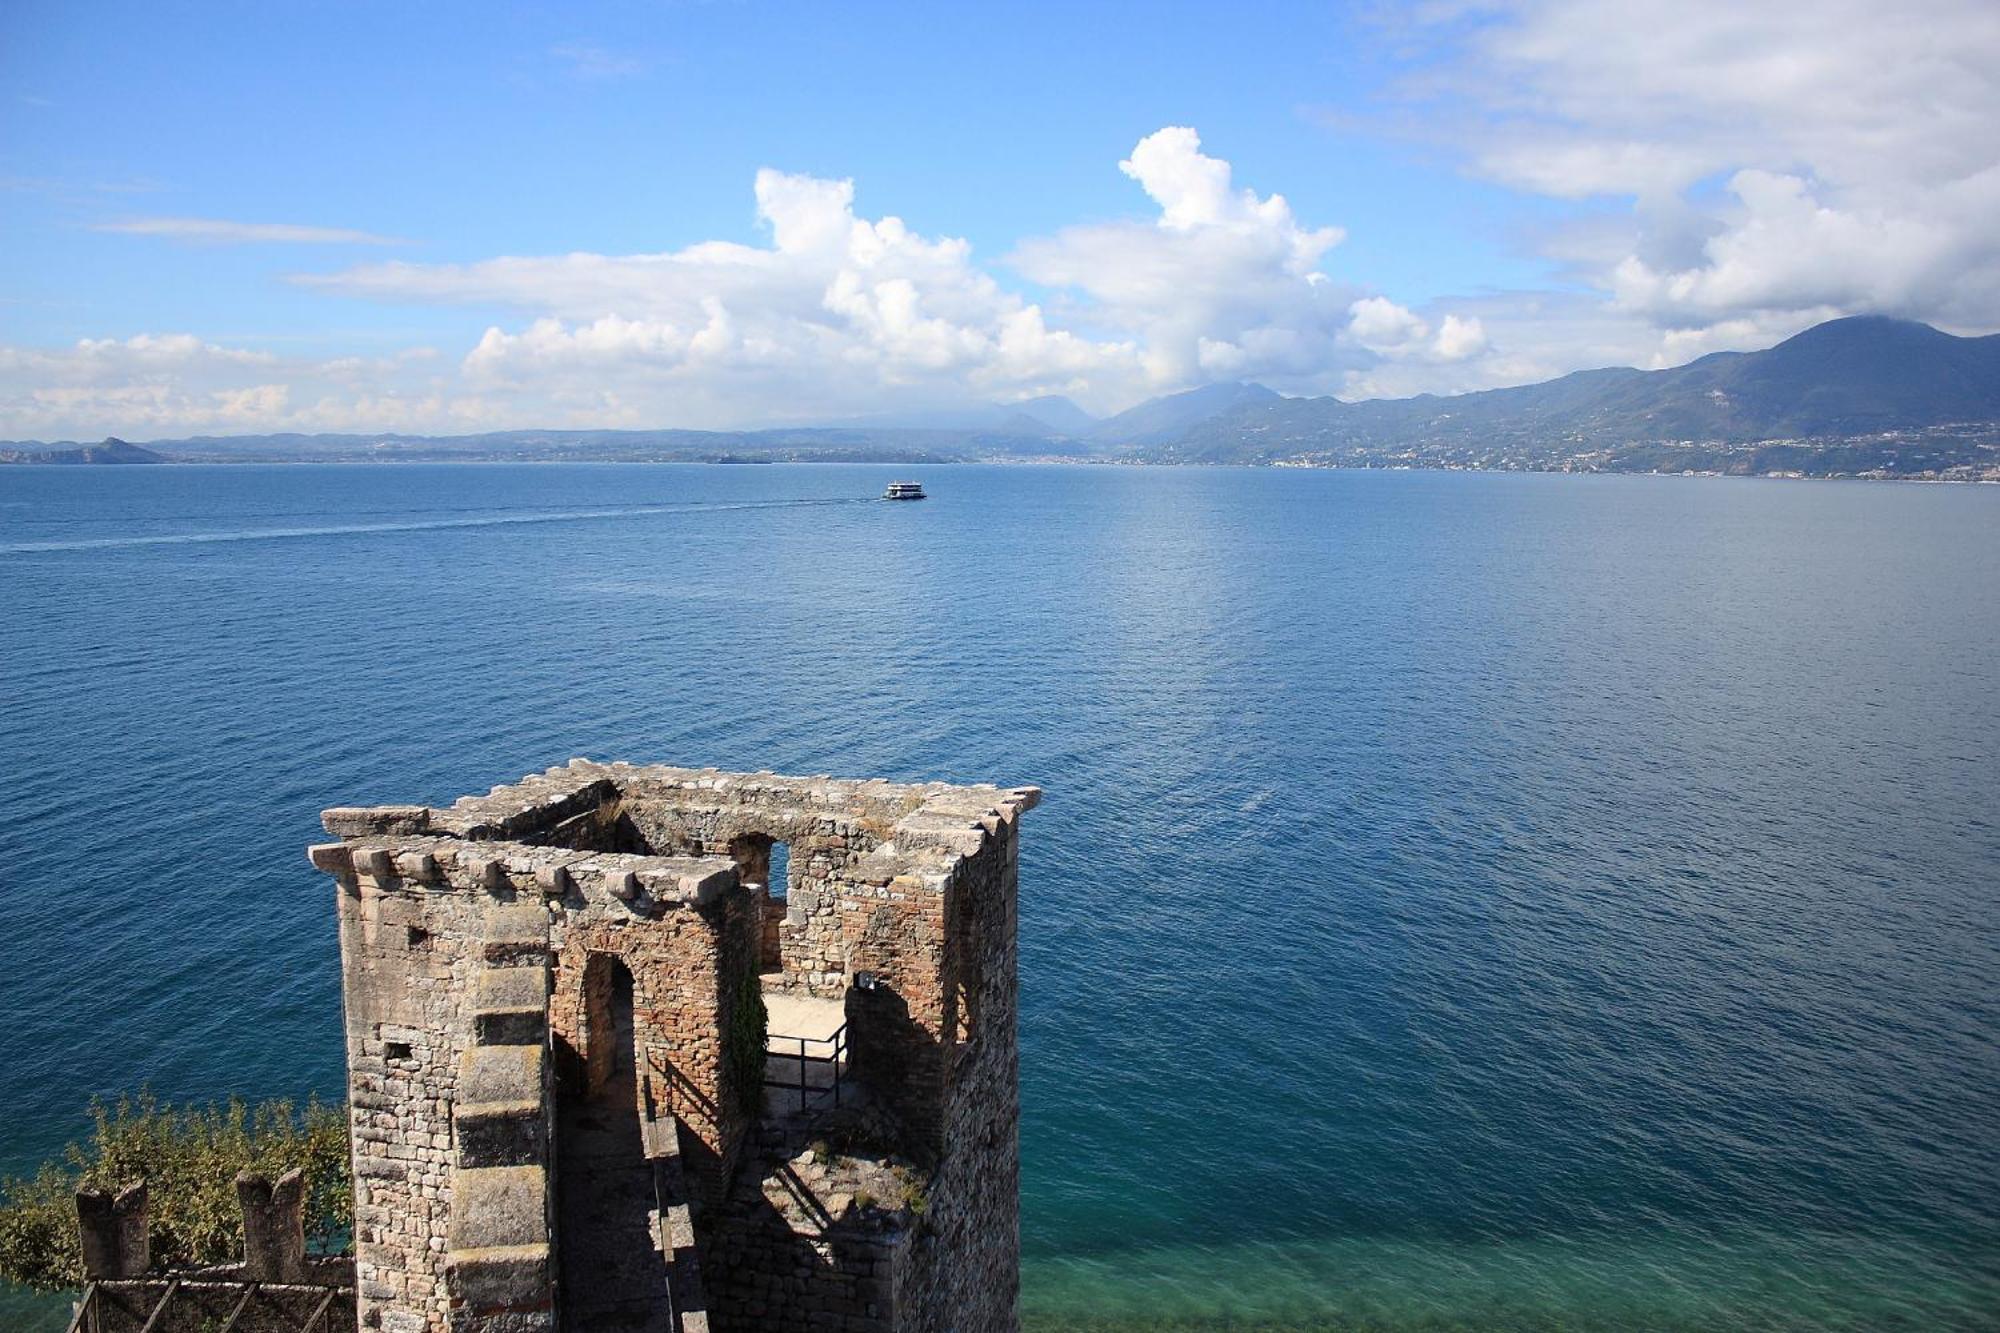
[0,496,873,555]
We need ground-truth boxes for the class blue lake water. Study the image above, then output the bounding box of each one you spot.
[1,463,1996,1329]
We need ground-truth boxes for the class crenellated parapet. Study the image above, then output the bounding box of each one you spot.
[311,760,1037,1333]
[69,1173,352,1332]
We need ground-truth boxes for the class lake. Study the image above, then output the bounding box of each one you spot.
[1,462,1996,1329]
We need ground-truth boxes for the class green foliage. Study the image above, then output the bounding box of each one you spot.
[891,1164,928,1218]
[726,968,769,1119]
[0,1092,351,1291]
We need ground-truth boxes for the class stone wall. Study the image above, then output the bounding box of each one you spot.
[312,761,1036,1333]
[894,818,1022,1333]
[318,839,480,1332]
[614,785,889,998]
[703,1132,913,1333]
[312,818,741,1332]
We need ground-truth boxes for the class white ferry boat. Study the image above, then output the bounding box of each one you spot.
[883,481,927,500]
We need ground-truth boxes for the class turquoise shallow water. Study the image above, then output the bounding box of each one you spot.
[1,463,1996,1329]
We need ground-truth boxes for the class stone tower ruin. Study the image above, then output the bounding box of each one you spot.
[307,761,1037,1333]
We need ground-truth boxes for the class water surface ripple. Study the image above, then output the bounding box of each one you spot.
[1,464,1995,1330]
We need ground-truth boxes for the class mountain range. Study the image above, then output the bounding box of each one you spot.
[5,318,1997,478]
[1154,317,2000,471]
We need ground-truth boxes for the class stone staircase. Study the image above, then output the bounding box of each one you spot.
[445,901,709,1333]
[445,905,555,1333]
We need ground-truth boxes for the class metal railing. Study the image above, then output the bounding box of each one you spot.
[67,1277,348,1333]
[764,1023,847,1114]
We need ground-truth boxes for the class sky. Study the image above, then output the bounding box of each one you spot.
[2,0,1997,440]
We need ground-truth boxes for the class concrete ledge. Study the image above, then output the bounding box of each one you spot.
[322,805,431,837]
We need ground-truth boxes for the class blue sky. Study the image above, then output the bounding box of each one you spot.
[3,0,1995,438]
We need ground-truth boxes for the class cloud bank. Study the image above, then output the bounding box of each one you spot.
[6,129,1485,438]
[1383,0,2000,365]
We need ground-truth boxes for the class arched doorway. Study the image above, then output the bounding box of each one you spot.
[578,952,634,1096]
[557,954,673,1327]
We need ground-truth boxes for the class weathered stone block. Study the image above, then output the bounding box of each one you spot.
[448,1167,546,1252]
[446,1241,552,1310]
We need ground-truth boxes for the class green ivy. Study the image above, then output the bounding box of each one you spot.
[726,969,770,1119]
[0,1092,352,1291]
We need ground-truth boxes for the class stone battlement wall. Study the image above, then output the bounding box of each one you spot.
[311,760,1037,1333]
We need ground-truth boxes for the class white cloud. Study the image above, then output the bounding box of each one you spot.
[1606,166,1998,328]
[326,164,1147,427]
[10,128,1497,437]
[0,335,466,439]
[92,217,406,245]
[300,133,1486,428]
[1011,126,1363,387]
[1347,297,1489,364]
[549,41,646,80]
[1379,0,2000,352]
[1347,296,1429,352]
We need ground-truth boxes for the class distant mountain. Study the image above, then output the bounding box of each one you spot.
[0,437,168,465]
[0,425,1074,465]
[824,395,1095,438]
[9,320,1993,479]
[1009,395,1097,435]
[1154,318,2000,476]
[1088,381,1281,447]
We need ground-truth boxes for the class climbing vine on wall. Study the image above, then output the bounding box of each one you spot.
[725,969,769,1119]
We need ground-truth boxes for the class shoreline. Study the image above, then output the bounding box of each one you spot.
[4,454,1997,483]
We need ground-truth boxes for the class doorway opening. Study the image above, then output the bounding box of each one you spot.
[731,834,791,974]
[557,955,674,1327]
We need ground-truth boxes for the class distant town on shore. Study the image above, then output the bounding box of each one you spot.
[7,316,1998,481]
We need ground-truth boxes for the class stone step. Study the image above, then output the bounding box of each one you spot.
[447,1168,553,1318]
[448,1165,547,1253]
[457,1102,546,1170]
[445,1242,553,1321]
[473,965,549,1046]
[481,902,550,965]
[456,1044,545,1169]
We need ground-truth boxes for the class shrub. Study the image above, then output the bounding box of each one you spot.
[891,1165,929,1217]
[0,1092,351,1291]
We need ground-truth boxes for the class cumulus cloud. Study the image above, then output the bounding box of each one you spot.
[12,128,1500,437]
[1379,0,2000,351]
[1011,127,1361,386]
[287,132,1488,430]
[316,165,1145,427]
[1346,296,1487,365]
[91,217,406,245]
